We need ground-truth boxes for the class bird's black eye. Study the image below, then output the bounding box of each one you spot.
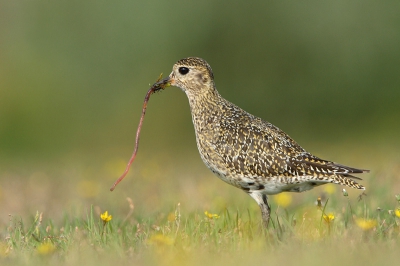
[179,67,189,75]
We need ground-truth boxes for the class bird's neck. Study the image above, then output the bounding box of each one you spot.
[186,88,221,114]
[185,88,224,132]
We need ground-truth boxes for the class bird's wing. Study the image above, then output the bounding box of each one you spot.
[214,116,368,179]
[289,154,369,179]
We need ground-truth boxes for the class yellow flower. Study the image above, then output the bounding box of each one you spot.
[204,211,220,219]
[395,208,400,218]
[323,184,336,195]
[148,234,174,246]
[100,211,112,222]
[104,159,128,178]
[167,212,176,222]
[273,193,292,208]
[0,243,10,257]
[77,180,100,198]
[355,218,377,230]
[323,213,335,223]
[37,242,56,255]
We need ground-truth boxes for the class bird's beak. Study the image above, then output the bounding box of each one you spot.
[151,75,175,92]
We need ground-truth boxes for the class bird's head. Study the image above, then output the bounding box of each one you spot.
[153,57,216,96]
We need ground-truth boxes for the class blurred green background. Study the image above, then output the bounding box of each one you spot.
[0,1,399,222]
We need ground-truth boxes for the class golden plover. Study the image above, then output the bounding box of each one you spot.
[153,57,368,227]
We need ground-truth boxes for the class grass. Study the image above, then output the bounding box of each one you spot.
[1,192,400,265]
[1,147,400,265]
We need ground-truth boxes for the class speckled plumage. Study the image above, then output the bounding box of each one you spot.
[161,57,368,227]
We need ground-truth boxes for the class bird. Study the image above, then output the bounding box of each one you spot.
[154,57,368,227]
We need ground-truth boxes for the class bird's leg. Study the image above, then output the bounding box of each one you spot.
[249,192,271,228]
[260,194,271,228]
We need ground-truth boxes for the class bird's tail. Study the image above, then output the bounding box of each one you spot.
[333,174,366,190]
